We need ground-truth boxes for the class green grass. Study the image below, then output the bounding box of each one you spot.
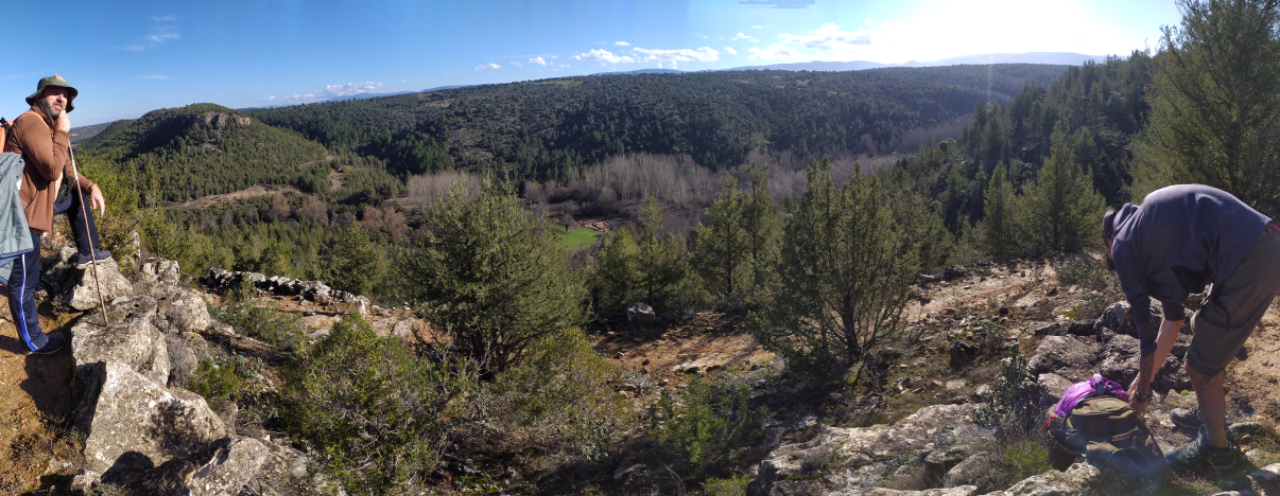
[561,226,603,249]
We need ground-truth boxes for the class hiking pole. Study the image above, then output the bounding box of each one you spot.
[67,143,110,325]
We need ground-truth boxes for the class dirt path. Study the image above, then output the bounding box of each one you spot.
[0,311,80,493]
[168,184,300,210]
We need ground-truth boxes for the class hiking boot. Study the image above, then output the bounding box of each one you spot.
[1165,426,1243,473]
[1171,406,1202,430]
[76,248,112,266]
[29,333,65,355]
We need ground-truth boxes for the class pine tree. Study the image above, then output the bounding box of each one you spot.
[1019,124,1106,253]
[742,164,781,299]
[591,225,640,313]
[1132,0,1280,215]
[978,161,1019,259]
[634,195,688,311]
[693,175,750,305]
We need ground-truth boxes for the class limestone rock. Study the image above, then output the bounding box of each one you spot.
[979,462,1101,496]
[859,488,980,496]
[944,453,995,488]
[65,257,134,311]
[1096,300,1162,339]
[76,362,228,476]
[1037,373,1073,408]
[628,302,656,324]
[134,259,182,296]
[71,296,170,386]
[242,438,320,496]
[178,437,269,496]
[154,289,212,334]
[1098,334,1190,391]
[166,332,216,389]
[1028,335,1100,379]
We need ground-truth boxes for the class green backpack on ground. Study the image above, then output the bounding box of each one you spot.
[1046,396,1167,479]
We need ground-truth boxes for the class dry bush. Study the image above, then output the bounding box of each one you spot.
[404,170,482,209]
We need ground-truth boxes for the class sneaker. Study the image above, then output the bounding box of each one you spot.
[1171,406,1202,430]
[76,248,112,266]
[1165,425,1243,473]
[28,333,65,355]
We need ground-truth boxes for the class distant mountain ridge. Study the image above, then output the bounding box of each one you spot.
[727,52,1110,72]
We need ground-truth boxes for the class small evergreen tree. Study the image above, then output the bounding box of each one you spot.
[753,158,919,379]
[634,195,688,311]
[322,226,389,298]
[742,164,781,300]
[399,177,585,373]
[978,161,1019,259]
[591,225,640,314]
[1019,124,1106,253]
[693,175,750,306]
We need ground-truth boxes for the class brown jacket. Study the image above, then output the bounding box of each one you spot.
[4,107,95,234]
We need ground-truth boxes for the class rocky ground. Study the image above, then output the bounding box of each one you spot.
[1,241,1279,495]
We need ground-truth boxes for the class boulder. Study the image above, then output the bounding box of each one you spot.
[1037,373,1073,408]
[943,453,995,488]
[750,404,996,494]
[1098,334,1191,391]
[134,259,182,296]
[75,362,228,477]
[858,488,980,496]
[925,445,975,484]
[64,257,134,311]
[177,437,269,496]
[1027,335,1100,379]
[1096,300,1162,339]
[166,332,217,388]
[71,296,170,386]
[1031,322,1062,338]
[242,438,327,496]
[979,462,1101,496]
[627,302,656,324]
[154,289,212,334]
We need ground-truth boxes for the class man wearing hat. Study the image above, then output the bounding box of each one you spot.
[1104,184,1280,473]
[3,74,110,355]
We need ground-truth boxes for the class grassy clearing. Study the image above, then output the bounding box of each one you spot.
[561,226,603,249]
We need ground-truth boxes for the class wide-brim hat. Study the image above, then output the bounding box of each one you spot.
[25,74,78,112]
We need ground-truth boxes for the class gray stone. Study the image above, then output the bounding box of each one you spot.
[241,439,319,495]
[1028,335,1100,378]
[166,332,216,389]
[71,296,171,386]
[1098,336,1190,392]
[627,302,656,324]
[860,488,980,496]
[1031,322,1062,338]
[154,289,212,334]
[925,445,975,485]
[1096,300,1162,339]
[178,437,269,496]
[134,259,182,296]
[76,362,228,476]
[1037,373,1073,408]
[979,462,1101,496]
[65,258,135,311]
[943,453,994,488]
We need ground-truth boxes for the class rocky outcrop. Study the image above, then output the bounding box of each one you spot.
[748,405,996,496]
[1097,333,1191,391]
[192,112,251,128]
[75,362,228,477]
[71,296,170,386]
[155,288,212,334]
[65,257,134,311]
[1095,300,1164,339]
[1027,335,1099,380]
[979,462,1102,496]
[177,437,270,496]
[201,268,358,304]
[628,302,656,324]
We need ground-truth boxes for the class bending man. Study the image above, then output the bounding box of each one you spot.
[1104,184,1280,472]
[3,74,110,355]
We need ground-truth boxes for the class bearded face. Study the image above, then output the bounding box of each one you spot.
[38,87,69,118]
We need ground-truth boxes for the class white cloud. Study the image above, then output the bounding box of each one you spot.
[509,60,523,68]
[724,46,738,55]
[730,33,757,42]
[573,49,635,64]
[558,64,570,68]
[401,78,420,84]
[146,32,180,43]
[474,63,501,70]
[271,82,388,104]
[747,44,807,60]
[136,74,171,80]
[752,25,768,29]
[632,47,720,64]
[864,18,874,26]
[150,15,176,22]
[529,56,550,66]
[615,41,630,46]
[779,23,872,52]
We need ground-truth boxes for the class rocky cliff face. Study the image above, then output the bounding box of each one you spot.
[190,112,251,129]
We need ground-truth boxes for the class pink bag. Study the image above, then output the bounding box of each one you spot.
[1053,374,1129,418]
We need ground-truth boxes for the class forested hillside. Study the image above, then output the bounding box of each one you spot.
[249,65,1071,181]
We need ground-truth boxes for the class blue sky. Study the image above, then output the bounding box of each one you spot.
[1,0,1183,126]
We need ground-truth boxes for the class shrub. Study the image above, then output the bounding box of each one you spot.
[212,295,305,351]
[464,327,630,472]
[653,374,771,474]
[187,355,265,410]
[281,314,475,496]
[1002,438,1051,481]
[701,476,750,496]
[398,177,585,373]
[973,345,1040,434]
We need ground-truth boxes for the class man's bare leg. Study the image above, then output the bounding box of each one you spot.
[1187,361,1229,448]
